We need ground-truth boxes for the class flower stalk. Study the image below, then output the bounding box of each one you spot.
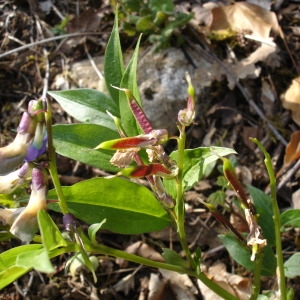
[250,138,287,299]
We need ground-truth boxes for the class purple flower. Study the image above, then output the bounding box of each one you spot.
[25,124,47,162]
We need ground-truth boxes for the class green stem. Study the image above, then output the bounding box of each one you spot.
[250,138,287,299]
[85,242,238,300]
[176,126,196,269]
[250,250,263,300]
[45,98,69,215]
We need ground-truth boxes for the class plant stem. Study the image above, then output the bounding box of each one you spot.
[45,98,69,215]
[250,251,263,300]
[85,242,239,300]
[176,126,196,269]
[250,138,287,299]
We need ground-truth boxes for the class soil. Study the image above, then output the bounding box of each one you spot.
[0,1,299,299]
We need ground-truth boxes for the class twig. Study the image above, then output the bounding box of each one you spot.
[42,49,50,98]
[209,53,288,146]
[183,31,288,146]
[0,32,103,59]
[277,159,300,191]
[84,43,104,80]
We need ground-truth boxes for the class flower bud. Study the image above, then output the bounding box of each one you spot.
[112,87,153,134]
[178,73,196,126]
[118,163,173,179]
[25,123,47,162]
[222,157,250,209]
[63,213,78,232]
[96,130,169,150]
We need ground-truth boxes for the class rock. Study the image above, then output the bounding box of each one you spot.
[53,47,193,133]
[136,47,191,133]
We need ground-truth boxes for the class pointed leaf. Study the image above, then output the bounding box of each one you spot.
[120,34,143,136]
[219,233,276,276]
[150,0,174,13]
[52,124,120,172]
[280,209,300,229]
[104,7,124,107]
[47,177,170,234]
[88,219,106,245]
[164,146,236,196]
[248,185,275,246]
[38,210,68,251]
[284,253,300,278]
[16,248,54,273]
[48,89,119,130]
[162,248,189,269]
[0,244,42,289]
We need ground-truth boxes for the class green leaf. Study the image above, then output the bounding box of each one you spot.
[0,244,43,289]
[280,209,300,229]
[166,146,236,193]
[38,210,68,252]
[149,0,174,13]
[88,219,107,245]
[208,190,225,207]
[120,34,143,136]
[48,89,119,130]
[16,248,54,274]
[219,233,276,276]
[104,8,124,107]
[284,253,300,278]
[162,248,188,269]
[248,185,275,246]
[52,124,120,172]
[48,177,170,234]
[257,295,269,300]
[136,16,155,32]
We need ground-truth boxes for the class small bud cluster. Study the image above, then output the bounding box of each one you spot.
[95,82,198,208]
[0,99,48,242]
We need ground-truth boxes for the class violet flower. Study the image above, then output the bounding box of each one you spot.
[25,124,47,162]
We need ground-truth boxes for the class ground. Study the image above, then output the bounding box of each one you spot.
[0,0,300,299]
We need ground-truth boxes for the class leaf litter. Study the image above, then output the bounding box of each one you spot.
[0,0,300,299]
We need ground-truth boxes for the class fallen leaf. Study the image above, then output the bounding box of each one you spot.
[148,273,167,300]
[159,269,198,300]
[209,2,281,39]
[116,241,164,268]
[261,78,277,116]
[198,262,252,300]
[284,130,300,166]
[281,77,300,125]
[66,9,102,47]
[113,273,135,295]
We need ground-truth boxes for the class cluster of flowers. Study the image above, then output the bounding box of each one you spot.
[0,99,48,242]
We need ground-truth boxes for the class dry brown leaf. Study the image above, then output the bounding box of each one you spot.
[116,241,164,268]
[147,273,167,300]
[281,77,300,125]
[193,42,279,89]
[261,78,277,116]
[198,262,252,300]
[66,9,102,47]
[113,273,135,295]
[284,130,300,166]
[159,269,198,300]
[209,2,281,39]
